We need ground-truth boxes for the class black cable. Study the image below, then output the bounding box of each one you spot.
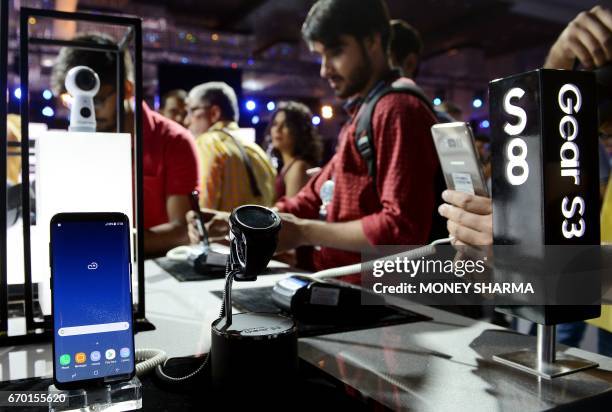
[155,260,238,382]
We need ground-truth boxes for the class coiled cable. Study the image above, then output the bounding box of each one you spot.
[135,349,167,376]
[154,260,239,382]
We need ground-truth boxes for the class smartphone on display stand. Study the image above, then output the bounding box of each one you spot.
[431,122,490,197]
[51,212,135,389]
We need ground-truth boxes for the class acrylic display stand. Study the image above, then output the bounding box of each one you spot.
[0,7,151,347]
[48,376,142,412]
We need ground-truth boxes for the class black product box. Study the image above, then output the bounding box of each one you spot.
[489,69,600,324]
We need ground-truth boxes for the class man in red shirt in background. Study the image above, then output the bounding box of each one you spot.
[52,34,200,257]
[190,0,441,271]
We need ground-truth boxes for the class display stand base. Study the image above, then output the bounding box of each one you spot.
[493,350,598,379]
[48,376,142,412]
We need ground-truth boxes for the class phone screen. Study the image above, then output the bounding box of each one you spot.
[51,216,134,385]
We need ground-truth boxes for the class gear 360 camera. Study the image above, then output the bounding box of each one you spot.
[65,65,100,132]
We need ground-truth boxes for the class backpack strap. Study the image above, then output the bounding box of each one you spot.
[354,81,449,243]
[354,81,436,182]
[218,128,263,198]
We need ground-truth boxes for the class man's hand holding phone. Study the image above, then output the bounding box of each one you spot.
[438,190,493,246]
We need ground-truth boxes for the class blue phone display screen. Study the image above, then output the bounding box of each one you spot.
[52,219,134,383]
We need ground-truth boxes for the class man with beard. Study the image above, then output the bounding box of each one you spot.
[189,0,441,271]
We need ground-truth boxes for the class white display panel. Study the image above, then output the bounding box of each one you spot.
[36,131,133,221]
[32,131,134,314]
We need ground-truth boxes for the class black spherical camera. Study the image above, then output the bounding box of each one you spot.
[229,204,281,281]
[211,205,297,396]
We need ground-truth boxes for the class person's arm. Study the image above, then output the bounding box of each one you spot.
[145,195,192,256]
[276,213,374,253]
[544,5,612,69]
[437,190,493,246]
[284,160,310,198]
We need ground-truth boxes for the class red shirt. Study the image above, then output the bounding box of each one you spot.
[277,79,439,271]
[142,103,200,228]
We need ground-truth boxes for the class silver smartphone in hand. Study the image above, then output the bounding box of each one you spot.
[431,122,489,197]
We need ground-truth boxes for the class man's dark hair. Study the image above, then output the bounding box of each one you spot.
[389,19,423,63]
[301,0,391,51]
[188,82,239,122]
[51,33,134,96]
[161,89,187,109]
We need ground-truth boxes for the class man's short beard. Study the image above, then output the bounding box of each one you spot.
[336,41,372,99]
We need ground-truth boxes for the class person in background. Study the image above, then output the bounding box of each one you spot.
[603,134,612,168]
[438,101,463,121]
[388,19,422,79]
[51,33,200,257]
[159,89,188,126]
[189,0,443,271]
[185,82,276,211]
[266,101,323,200]
[474,134,491,181]
[439,5,612,356]
[388,19,457,125]
[6,114,21,185]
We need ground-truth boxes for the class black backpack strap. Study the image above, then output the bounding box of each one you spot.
[354,81,436,182]
[218,128,263,198]
[354,81,449,243]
